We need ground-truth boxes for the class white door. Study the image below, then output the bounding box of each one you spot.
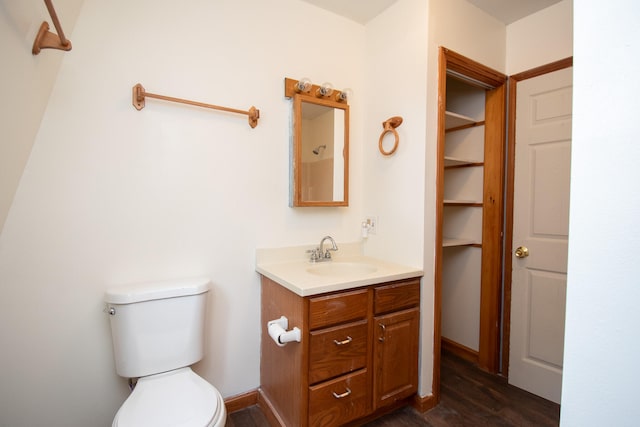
[509,67,572,404]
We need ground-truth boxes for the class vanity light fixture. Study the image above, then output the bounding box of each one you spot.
[294,77,312,93]
[316,82,334,97]
[284,78,351,105]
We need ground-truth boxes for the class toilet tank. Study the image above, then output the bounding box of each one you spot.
[105,277,210,378]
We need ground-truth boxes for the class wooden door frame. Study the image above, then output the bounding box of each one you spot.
[433,47,506,402]
[501,56,573,376]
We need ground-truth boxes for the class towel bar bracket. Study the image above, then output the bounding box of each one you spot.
[32,0,72,55]
[133,84,146,111]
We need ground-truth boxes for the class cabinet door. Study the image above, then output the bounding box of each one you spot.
[373,307,419,409]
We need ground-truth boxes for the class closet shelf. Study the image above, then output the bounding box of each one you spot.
[445,111,484,132]
[444,199,483,207]
[443,237,481,248]
[444,156,484,168]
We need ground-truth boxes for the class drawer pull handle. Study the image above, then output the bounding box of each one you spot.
[332,388,352,399]
[333,336,353,346]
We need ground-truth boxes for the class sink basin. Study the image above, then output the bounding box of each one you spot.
[306,262,378,277]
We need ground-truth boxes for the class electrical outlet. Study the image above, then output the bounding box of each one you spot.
[365,216,378,234]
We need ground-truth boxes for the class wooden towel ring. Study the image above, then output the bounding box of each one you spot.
[378,116,403,156]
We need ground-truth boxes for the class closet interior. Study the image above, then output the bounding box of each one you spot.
[436,48,506,376]
[441,76,486,360]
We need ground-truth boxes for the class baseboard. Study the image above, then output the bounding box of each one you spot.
[224,389,258,414]
[226,389,438,423]
[224,388,284,426]
[257,389,286,427]
[412,393,438,413]
[441,337,479,364]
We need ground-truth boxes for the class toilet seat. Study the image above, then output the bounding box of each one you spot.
[112,367,226,427]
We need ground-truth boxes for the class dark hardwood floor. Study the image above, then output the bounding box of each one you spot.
[226,350,560,427]
[226,405,271,427]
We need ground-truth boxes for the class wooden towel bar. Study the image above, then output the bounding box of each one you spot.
[132,84,260,129]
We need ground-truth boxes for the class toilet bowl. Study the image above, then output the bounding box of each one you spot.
[112,368,226,427]
[105,278,226,427]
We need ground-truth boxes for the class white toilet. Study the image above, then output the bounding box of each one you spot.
[105,277,226,427]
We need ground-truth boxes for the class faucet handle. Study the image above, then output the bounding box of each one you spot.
[306,248,321,261]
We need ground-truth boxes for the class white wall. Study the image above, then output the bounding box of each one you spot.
[0,0,84,232]
[561,0,640,425]
[363,0,430,395]
[506,0,573,75]
[0,0,367,425]
[363,0,428,265]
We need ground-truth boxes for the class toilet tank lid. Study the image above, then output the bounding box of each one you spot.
[105,277,210,304]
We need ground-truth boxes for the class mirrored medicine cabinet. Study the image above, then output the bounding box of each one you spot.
[284,78,350,207]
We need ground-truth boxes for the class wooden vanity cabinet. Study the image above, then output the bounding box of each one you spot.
[260,275,421,427]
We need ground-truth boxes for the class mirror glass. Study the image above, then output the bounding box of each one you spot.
[292,94,349,206]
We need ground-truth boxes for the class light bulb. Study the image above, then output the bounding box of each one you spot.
[317,82,333,97]
[335,88,353,102]
[295,77,312,93]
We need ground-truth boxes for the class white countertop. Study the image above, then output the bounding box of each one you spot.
[256,243,423,296]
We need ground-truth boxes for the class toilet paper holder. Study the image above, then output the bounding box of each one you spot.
[267,316,301,347]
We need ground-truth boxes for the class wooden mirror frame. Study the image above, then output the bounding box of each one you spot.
[285,78,350,207]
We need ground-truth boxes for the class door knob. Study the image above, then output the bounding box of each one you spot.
[515,246,529,258]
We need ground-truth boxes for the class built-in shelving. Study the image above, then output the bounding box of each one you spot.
[445,111,484,132]
[445,111,475,128]
[443,237,481,247]
[441,73,488,358]
[444,199,483,207]
[444,156,484,168]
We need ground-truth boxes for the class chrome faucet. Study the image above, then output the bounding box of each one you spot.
[307,236,339,262]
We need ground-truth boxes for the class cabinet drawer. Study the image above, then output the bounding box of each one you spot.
[309,320,368,384]
[308,369,369,427]
[309,289,368,330]
[374,279,420,315]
